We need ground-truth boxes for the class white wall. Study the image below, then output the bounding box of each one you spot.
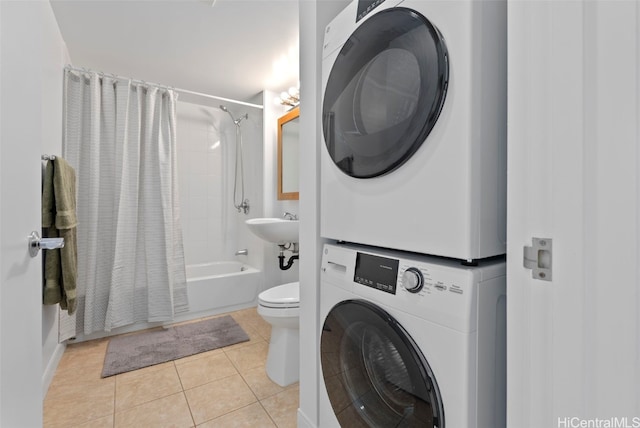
[176,101,263,270]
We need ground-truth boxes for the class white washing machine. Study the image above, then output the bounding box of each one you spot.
[319,243,506,427]
[321,0,507,261]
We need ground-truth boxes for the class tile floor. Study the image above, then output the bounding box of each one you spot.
[44,307,299,428]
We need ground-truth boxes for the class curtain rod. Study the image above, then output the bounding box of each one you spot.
[64,65,264,110]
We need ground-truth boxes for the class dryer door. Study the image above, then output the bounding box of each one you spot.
[321,299,445,427]
[322,7,449,178]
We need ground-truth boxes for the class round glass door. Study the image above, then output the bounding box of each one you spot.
[322,7,449,178]
[320,299,444,427]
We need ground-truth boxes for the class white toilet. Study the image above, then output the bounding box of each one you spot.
[257,281,300,387]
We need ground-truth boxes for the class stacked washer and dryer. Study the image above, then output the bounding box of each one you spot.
[318,1,507,427]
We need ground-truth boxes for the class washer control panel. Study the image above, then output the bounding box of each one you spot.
[353,250,468,298]
[354,251,399,294]
[323,244,506,332]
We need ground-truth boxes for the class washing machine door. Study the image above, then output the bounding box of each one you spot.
[322,7,449,178]
[321,299,445,427]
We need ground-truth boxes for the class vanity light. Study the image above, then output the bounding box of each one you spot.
[277,84,300,107]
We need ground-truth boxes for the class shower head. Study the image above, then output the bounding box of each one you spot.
[220,105,248,125]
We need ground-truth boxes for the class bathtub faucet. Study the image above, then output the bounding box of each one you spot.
[235,249,248,256]
[283,212,298,220]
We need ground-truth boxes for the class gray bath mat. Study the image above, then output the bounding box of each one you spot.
[101,315,249,377]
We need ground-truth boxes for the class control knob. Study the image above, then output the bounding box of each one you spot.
[402,267,424,293]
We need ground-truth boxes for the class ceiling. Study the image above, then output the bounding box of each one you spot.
[50,0,300,104]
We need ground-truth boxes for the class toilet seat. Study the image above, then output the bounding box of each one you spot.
[258,282,299,309]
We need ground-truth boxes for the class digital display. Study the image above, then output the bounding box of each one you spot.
[354,252,398,294]
[356,0,386,22]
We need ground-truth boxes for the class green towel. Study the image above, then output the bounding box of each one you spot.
[42,157,78,314]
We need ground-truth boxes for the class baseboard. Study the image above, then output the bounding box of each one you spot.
[42,342,66,398]
[297,408,316,428]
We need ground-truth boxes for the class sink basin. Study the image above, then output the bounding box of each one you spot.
[246,218,299,244]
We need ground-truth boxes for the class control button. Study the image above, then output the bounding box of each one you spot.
[402,267,424,293]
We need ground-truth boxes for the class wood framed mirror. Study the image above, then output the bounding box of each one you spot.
[277,106,300,200]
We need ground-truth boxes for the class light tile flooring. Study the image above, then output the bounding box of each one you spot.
[44,307,299,428]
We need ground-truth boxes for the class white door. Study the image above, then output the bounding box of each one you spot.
[508,1,640,426]
[0,2,49,426]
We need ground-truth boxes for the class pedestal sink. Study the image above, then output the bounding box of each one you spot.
[246,218,299,244]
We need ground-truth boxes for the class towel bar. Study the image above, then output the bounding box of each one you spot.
[28,231,64,257]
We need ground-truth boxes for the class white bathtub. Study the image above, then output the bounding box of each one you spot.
[178,261,262,321]
[73,261,262,341]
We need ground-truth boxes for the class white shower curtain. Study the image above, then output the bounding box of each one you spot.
[62,69,188,335]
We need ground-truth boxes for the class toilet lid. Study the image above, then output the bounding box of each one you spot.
[259,282,300,308]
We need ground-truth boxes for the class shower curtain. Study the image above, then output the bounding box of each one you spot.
[62,69,188,336]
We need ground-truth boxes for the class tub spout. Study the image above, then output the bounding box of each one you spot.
[283,212,298,220]
[235,249,248,256]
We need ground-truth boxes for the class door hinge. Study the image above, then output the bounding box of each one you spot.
[523,238,552,281]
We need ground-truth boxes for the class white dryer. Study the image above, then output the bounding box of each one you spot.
[321,0,507,261]
[319,243,506,427]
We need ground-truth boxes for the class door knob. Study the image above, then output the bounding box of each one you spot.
[28,231,64,258]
